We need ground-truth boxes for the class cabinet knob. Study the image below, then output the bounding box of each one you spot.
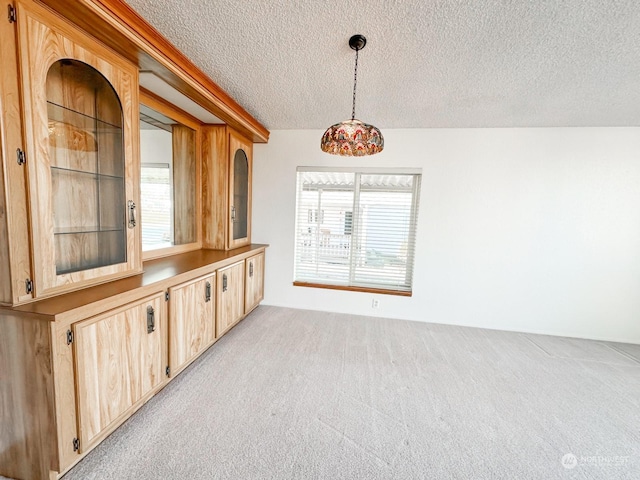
[222,274,228,292]
[249,262,253,277]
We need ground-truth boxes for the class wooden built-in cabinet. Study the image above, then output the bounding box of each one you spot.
[168,273,216,376]
[217,259,246,336]
[74,293,167,452]
[16,0,141,298]
[203,126,253,250]
[0,247,266,480]
[245,251,265,314]
[0,1,269,479]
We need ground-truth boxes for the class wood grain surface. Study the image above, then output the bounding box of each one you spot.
[216,260,245,337]
[17,1,140,297]
[73,293,165,451]
[0,313,56,480]
[171,125,197,245]
[201,125,228,250]
[5,245,267,321]
[244,251,265,314]
[169,273,215,375]
[0,1,33,304]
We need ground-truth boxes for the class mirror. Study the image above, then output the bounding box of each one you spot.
[139,103,197,251]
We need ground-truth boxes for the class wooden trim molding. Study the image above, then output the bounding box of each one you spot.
[293,281,413,297]
[37,0,269,143]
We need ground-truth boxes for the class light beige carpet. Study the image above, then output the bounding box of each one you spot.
[51,306,640,479]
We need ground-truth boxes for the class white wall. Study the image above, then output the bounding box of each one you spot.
[253,128,640,344]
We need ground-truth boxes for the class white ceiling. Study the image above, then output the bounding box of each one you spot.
[124,0,640,130]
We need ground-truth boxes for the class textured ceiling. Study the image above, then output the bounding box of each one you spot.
[124,0,640,130]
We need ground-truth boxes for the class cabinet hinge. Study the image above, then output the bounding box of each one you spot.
[25,278,32,294]
[72,437,80,452]
[8,4,16,23]
[165,365,170,377]
[66,329,73,345]
[165,291,169,301]
[16,148,25,165]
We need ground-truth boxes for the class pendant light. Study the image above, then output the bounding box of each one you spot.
[321,34,384,156]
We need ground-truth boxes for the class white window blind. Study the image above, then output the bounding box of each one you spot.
[294,168,421,293]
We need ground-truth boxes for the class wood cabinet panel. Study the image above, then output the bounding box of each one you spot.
[202,125,228,250]
[0,314,56,480]
[245,252,264,314]
[172,124,198,245]
[52,321,80,472]
[0,133,10,304]
[202,126,253,251]
[169,273,215,375]
[16,1,141,298]
[0,4,33,305]
[73,293,165,451]
[216,260,245,336]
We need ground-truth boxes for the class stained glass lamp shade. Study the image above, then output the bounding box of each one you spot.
[321,35,384,157]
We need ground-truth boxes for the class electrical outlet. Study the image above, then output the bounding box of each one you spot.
[372,298,380,308]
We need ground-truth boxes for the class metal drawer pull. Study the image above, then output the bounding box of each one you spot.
[128,200,136,228]
[205,281,212,302]
[147,306,155,333]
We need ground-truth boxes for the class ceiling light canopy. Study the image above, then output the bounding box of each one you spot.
[321,34,384,157]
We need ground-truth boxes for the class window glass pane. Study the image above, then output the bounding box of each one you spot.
[353,189,413,289]
[294,169,420,293]
[295,185,354,284]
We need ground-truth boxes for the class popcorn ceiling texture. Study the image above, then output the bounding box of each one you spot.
[124,0,640,129]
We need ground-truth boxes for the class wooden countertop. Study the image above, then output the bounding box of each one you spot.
[3,245,267,322]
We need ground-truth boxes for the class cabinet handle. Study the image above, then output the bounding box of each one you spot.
[128,200,136,228]
[222,274,228,292]
[205,281,211,302]
[147,306,155,333]
[231,206,236,223]
[249,262,253,277]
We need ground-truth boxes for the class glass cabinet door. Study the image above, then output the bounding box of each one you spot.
[232,149,248,241]
[47,60,126,274]
[228,131,252,249]
[19,4,140,297]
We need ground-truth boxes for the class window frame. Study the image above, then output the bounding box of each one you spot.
[293,166,421,296]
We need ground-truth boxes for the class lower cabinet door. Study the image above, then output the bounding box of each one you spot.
[244,252,265,314]
[73,293,166,451]
[169,273,216,376]
[216,260,245,336]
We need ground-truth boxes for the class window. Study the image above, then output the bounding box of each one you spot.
[294,167,421,295]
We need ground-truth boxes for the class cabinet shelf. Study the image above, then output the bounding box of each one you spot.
[48,100,123,130]
[51,165,124,180]
[54,226,124,235]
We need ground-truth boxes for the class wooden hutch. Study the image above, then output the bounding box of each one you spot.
[0,1,268,479]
